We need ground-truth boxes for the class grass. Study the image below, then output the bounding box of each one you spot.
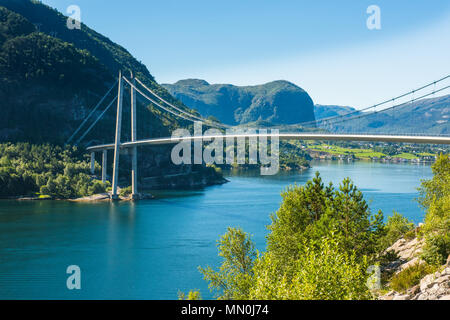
[389,263,438,292]
[417,152,435,157]
[306,144,385,159]
[393,153,418,160]
[304,144,425,161]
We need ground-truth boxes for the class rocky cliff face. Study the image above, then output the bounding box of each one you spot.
[162,79,316,126]
[379,236,450,300]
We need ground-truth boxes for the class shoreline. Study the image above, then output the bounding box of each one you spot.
[306,151,437,164]
[10,192,155,202]
[3,159,432,202]
[308,157,436,166]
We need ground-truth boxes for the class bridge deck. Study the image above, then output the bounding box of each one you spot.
[86,133,450,152]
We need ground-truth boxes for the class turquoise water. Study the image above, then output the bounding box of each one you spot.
[0,161,432,299]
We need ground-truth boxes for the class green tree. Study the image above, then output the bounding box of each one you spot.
[250,235,372,300]
[199,227,256,300]
[378,211,415,251]
[267,172,383,270]
[418,154,450,265]
[196,174,383,300]
[267,172,332,270]
[330,178,384,257]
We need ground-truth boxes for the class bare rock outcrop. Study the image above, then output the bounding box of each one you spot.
[380,236,425,276]
[380,254,450,300]
[387,237,424,262]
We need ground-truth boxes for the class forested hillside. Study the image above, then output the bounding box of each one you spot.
[0,1,222,190]
[0,0,200,144]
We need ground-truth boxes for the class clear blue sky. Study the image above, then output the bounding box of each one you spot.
[43,0,450,108]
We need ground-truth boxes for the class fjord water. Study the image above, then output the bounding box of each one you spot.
[0,161,432,300]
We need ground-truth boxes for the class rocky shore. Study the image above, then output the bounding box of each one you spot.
[379,236,450,300]
[70,192,155,202]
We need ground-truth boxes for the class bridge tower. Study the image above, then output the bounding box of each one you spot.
[110,71,138,200]
[101,150,107,183]
[130,72,138,199]
[111,71,124,200]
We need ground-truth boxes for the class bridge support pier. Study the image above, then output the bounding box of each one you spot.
[102,150,107,183]
[111,71,124,200]
[90,152,95,175]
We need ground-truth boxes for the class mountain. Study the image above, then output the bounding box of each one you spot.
[162,79,316,126]
[328,94,450,135]
[0,1,223,188]
[315,105,358,120]
[0,0,198,144]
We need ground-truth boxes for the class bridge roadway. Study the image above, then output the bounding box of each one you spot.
[86,133,450,152]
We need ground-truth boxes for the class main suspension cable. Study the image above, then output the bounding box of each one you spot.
[297,74,450,128]
[66,80,118,144]
[134,78,230,129]
[75,96,118,145]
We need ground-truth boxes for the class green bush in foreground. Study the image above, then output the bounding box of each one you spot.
[249,235,371,300]
[421,233,450,266]
[390,263,437,293]
[198,173,381,300]
[119,186,133,197]
[418,154,450,265]
[199,227,256,300]
[199,228,372,300]
[267,172,384,269]
[191,156,450,300]
[178,290,202,300]
[377,211,415,251]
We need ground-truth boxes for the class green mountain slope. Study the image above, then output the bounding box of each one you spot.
[315,105,358,120]
[0,0,197,144]
[162,79,316,126]
[328,94,450,135]
[0,1,223,188]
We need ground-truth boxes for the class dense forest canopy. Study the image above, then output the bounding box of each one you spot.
[0,143,109,198]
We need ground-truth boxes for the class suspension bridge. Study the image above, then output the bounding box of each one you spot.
[66,72,450,199]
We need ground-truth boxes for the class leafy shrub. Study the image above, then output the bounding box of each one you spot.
[178,290,202,300]
[250,235,372,300]
[404,229,417,241]
[417,154,450,266]
[119,186,132,197]
[377,211,415,251]
[421,233,450,266]
[88,180,110,195]
[199,227,256,300]
[390,263,437,292]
